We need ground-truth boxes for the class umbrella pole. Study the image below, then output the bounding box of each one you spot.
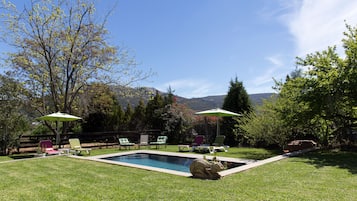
[55,121,61,148]
[216,117,219,137]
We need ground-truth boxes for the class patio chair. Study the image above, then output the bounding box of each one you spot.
[150,136,168,149]
[212,135,229,152]
[69,138,91,155]
[118,138,136,150]
[139,134,149,148]
[195,135,229,154]
[39,140,60,155]
[191,135,205,146]
[189,135,206,152]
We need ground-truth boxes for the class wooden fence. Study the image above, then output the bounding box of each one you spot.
[17,129,161,153]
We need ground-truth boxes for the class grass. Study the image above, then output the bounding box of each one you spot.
[0,147,356,200]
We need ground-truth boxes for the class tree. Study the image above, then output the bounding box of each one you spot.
[81,83,118,132]
[245,24,357,148]
[160,99,195,144]
[122,103,133,131]
[0,0,150,137]
[221,77,252,146]
[237,98,288,148]
[145,91,164,130]
[0,74,29,155]
[129,99,146,131]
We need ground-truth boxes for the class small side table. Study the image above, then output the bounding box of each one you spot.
[178,145,190,152]
[58,148,70,155]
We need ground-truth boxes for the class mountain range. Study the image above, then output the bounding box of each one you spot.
[112,86,275,111]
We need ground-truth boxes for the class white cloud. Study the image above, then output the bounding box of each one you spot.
[284,0,357,57]
[155,79,221,98]
[245,54,288,94]
[265,54,284,67]
[251,55,285,86]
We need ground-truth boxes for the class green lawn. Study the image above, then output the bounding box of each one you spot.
[0,147,356,200]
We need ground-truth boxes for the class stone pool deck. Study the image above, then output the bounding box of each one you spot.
[71,148,317,177]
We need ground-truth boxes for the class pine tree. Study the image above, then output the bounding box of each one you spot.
[221,77,251,146]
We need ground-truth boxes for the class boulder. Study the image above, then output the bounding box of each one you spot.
[190,158,225,180]
[283,140,317,153]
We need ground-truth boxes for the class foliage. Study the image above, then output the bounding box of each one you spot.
[0,74,29,155]
[160,103,195,143]
[81,83,119,132]
[129,99,146,130]
[0,0,150,136]
[122,103,134,131]
[221,77,252,146]
[291,26,357,146]
[145,91,164,130]
[238,98,289,148]
[240,24,357,148]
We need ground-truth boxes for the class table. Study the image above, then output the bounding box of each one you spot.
[178,145,190,152]
[58,148,70,155]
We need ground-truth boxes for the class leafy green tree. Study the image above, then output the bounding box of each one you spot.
[0,0,150,136]
[160,101,195,144]
[237,98,289,148]
[294,46,356,146]
[221,77,252,146]
[81,83,118,132]
[0,74,29,155]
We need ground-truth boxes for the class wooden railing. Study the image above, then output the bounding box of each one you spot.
[17,129,161,153]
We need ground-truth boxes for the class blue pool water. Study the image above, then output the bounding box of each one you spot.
[103,153,245,173]
[105,153,195,172]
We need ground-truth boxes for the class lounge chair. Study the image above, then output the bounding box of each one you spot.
[118,138,136,150]
[212,135,229,152]
[195,135,229,154]
[150,136,168,149]
[69,138,91,155]
[39,140,60,155]
[190,135,205,152]
[139,134,149,148]
[191,135,205,146]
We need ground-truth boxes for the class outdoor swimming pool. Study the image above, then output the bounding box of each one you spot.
[87,150,249,176]
[104,153,195,173]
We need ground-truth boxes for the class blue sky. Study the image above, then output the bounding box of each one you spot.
[100,0,357,98]
[3,0,357,98]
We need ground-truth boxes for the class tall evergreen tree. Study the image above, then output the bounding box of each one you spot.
[129,99,146,130]
[122,103,133,131]
[221,77,251,146]
[145,91,164,130]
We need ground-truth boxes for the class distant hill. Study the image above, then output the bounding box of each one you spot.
[176,93,275,111]
[111,86,275,111]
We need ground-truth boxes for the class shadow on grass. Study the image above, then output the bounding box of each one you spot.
[228,149,283,160]
[9,154,36,160]
[298,150,357,174]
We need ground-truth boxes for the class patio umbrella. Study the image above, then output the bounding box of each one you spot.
[195,108,241,136]
[37,112,82,146]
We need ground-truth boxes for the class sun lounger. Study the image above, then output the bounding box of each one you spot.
[194,135,229,154]
[150,136,168,149]
[39,140,60,155]
[179,135,205,152]
[69,138,91,155]
[118,138,136,150]
[212,135,229,152]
